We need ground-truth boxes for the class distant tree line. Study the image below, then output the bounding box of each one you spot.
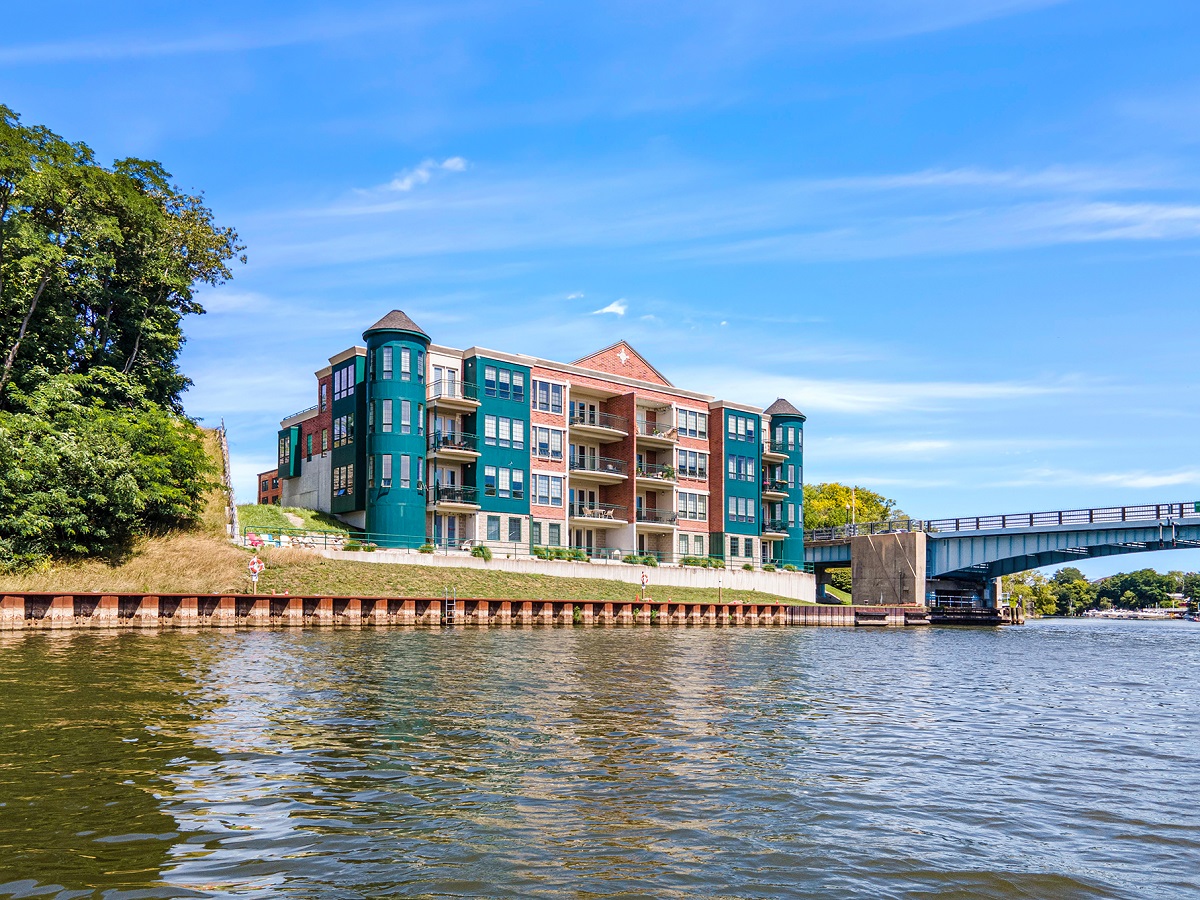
[1004,567,1199,616]
[0,106,243,571]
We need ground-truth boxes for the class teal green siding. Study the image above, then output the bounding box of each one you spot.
[768,413,806,565]
[723,410,761,537]
[277,426,300,480]
[465,355,531,518]
[330,356,366,516]
[364,328,430,547]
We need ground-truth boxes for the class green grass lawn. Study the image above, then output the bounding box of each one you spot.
[238,504,349,535]
[823,584,853,604]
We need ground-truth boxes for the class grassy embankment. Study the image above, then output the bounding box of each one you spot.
[823,585,853,604]
[0,431,804,604]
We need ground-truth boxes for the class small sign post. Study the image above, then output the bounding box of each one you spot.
[248,556,265,594]
[640,571,648,602]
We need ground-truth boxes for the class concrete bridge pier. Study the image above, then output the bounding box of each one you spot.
[850,532,927,606]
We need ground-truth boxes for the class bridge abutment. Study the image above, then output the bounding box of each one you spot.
[851,532,926,606]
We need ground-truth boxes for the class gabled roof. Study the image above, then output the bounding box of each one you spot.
[572,340,674,387]
[764,397,806,419]
[364,309,427,337]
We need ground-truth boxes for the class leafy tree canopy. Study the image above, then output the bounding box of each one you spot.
[0,104,244,412]
[802,482,906,530]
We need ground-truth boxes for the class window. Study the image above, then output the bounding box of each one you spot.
[512,468,524,500]
[676,450,708,479]
[382,346,393,380]
[333,365,354,401]
[787,464,795,488]
[400,347,411,381]
[381,454,392,488]
[416,351,424,382]
[513,372,525,403]
[788,503,796,528]
[499,467,510,498]
[487,516,500,541]
[485,366,497,397]
[333,414,355,448]
[306,434,313,460]
[532,426,564,460]
[484,466,497,496]
[677,409,708,439]
[508,517,522,542]
[333,464,355,497]
[381,400,393,433]
[400,454,411,489]
[321,428,329,452]
[368,456,374,488]
[728,496,736,520]
[272,477,279,489]
[498,417,510,448]
[679,535,688,555]
[548,523,561,546]
[678,491,707,521]
[278,435,290,467]
[498,369,511,399]
[531,522,542,545]
[532,474,564,506]
[417,404,424,436]
[261,479,268,492]
[401,400,411,435]
[320,383,327,411]
[532,380,564,414]
[787,427,795,451]
[484,415,497,445]
[512,419,524,450]
[729,535,737,558]
[694,535,704,555]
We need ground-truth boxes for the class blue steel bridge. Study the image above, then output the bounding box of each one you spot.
[804,501,1200,597]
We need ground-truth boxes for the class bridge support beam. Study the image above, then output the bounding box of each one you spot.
[851,532,926,606]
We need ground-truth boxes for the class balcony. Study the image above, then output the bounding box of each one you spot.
[568,502,629,528]
[568,409,628,443]
[636,507,678,530]
[426,485,480,510]
[635,418,677,448]
[762,440,788,463]
[428,431,481,460]
[762,518,788,537]
[635,462,676,488]
[427,379,481,410]
[568,455,628,484]
[762,478,790,500]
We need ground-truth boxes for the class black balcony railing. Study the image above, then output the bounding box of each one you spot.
[569,410,628,432]
[426,485,480,505]
[569,456,628,476]
[569,502,628,521]
[635,419,677,440]
[428,431,479,453]
[636,507,677,525]
[762,478,789,493]
[636,462,676,481]
[763,518,788,533]
[428,380,480,403]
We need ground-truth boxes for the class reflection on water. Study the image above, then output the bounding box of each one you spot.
[0,621,1197,899]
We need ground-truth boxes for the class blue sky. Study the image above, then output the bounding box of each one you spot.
[5,1,1199,576]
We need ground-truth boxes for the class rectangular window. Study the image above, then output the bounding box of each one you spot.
[513,372,525,403]
[679,535,688,555]
[512,468,524,500]
[278,435,290,466]
[484,414,497,445]
[261,479,269,492]
[498,368,511,399]
[728,454,735,478]
[416,350,424,382]
[532,522,542,545]
[698,412,707,439]
[533,379,563,413]
[748,501,755,523]
[737,417,746,439]
[551,429,563,459]
[400,454,411,489]
[788,503,796,527]
[401,400,411,435]
[400,347,411,381]
[787,427,795,451]
[418,403,424,436]
[747,418,755,443]
[485,366,497,397]
[729,536,737,558]
[320,383,327,411]
[549,475,562,507]
[306,434,313,460]
[728,496,736,520]
[368,456,375,488]
[381,399,393,433]
[498,467,510,498]
[788,464,795,488]
[508,517,522,542]
[512,419,524,450]
[484,466,497,496]
[694,535,704,555]
[487,516,500,541]
[381,454,392,488]
[548,523,561,546]
[322,428,328,452]
[382,346,393,380]
[498,417,511,448]
[728,415,737,437]
[550,383,562,414]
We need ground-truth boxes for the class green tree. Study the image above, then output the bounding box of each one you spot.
[1003,571,1057,616]
[0,105,244,412]
[802,483,907,530]
[1096,569,1177,609]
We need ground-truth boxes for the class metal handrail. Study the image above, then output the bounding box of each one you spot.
[426,485,480,504]
[762,478,789,492]
[635,419,677,440]
[427,380,480,402]
[569,455,628,475]
[636,508,677,524]
[428,431,480,452]
[762,518,787,533]
[569,502,628,520]
[804,500,1200,542]
[569,410,628,431]
[637,463,676,480]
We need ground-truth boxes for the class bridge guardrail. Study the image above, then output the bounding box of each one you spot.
[804,500,1200,543]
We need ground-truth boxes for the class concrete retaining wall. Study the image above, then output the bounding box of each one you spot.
[315,548,817,602]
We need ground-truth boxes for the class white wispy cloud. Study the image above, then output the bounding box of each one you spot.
[999,468,1200,490]
[370,157,469,194]
[566,292,585,300]
[591,300,628,316]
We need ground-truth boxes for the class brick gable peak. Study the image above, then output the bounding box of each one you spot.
[572,340,673,387]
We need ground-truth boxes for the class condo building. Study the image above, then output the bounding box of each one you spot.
[273,310,806,567]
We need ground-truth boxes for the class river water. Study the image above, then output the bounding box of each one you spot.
[0,620,1196,899]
